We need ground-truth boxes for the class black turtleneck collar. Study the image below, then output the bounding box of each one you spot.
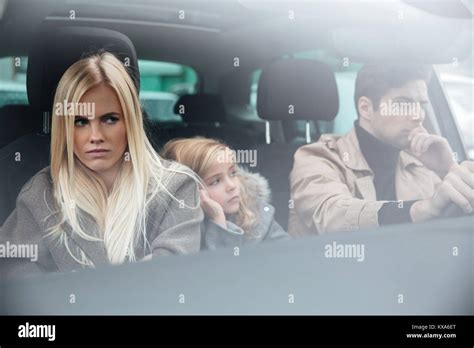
[354,120,400,172]
[354,121,417,223]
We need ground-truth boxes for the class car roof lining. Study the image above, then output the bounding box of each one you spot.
[0,0,472,85]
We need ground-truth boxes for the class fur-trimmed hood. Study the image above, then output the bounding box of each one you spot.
[201,167,290,250]
[237,167,272,207]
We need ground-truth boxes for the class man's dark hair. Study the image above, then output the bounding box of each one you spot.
[354,64,432,117]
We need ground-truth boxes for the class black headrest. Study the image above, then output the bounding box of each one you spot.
[257,59,339,121]
[0,105,34,148]
[27,26,140,115]
[174,94,226,123]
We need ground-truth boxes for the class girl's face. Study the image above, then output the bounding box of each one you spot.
[202,158,241,215]
[73,84,127,180]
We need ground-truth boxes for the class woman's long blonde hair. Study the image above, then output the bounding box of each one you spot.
[160,137,257,232]
[48,52,198,266]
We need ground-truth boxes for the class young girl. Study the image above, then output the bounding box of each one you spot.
[0,52,202,278]
[161,137,290,250]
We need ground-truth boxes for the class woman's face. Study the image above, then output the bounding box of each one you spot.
[73,84,127,178]
[202,153,241,215]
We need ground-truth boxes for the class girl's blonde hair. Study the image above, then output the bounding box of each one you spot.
[48,52,198,266]
[160,137,257,232]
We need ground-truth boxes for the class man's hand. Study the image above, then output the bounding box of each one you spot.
[199,189,226,228]
[410,161,474,222]
[407,126,457,178]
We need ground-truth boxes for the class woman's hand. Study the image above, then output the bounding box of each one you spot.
[199,190,226,228]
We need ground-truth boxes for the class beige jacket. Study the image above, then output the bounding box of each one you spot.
[288,128,442,236]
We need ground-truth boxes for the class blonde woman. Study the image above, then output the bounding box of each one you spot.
[161,137,290,250]
[0,52,203,278]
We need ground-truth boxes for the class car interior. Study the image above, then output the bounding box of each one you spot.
[0,0,472,232]
[0,0,472,327]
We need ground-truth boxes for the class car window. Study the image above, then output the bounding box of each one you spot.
[0,56,28,108]
[249,50,361,135]
[435,53,474,159]
[138,60,198,123]
[0,57,198,124]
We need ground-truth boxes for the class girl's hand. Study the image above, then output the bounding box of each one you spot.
[199,190,226,228]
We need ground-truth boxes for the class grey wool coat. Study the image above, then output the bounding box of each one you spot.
[201,169,290,250]
[0,164,203,279]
